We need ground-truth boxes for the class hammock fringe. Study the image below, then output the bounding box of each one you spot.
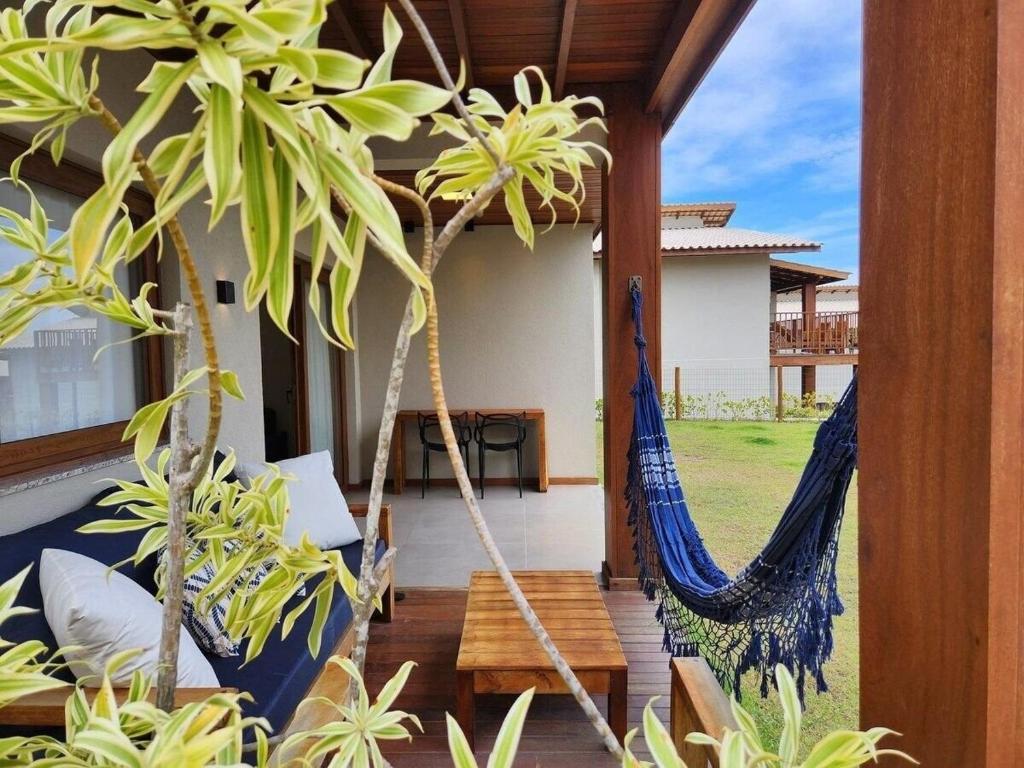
[625,288,857,702]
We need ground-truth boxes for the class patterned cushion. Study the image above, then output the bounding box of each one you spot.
[164,543,269,658]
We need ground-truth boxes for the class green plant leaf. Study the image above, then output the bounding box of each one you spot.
[775,664,802,764]
[312,48,367,89]
[643,699,683,767]
[265,145,296,337]
[240,107,279,308]
[204,84,242,228]
[486,687,534,768]
[220,370,245,400]
[445,713,479,768]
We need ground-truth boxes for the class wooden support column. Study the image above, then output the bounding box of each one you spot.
[601,85,661,589]
[800,280,816,397]
[860,0,1024,765]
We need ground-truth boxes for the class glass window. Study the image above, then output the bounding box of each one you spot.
[0,180,144,446]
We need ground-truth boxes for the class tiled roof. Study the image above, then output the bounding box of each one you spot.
[592,226,821,254]
[661,227,821,252]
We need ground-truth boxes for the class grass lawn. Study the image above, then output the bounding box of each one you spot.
[596,419,858,750]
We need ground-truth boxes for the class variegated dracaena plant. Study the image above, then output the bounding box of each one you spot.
[622,665,916,768]
[0,0,611,762]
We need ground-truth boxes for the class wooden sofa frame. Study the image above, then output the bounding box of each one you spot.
[1,502,396,764]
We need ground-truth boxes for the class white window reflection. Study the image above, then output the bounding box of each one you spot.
[0,181,141,444]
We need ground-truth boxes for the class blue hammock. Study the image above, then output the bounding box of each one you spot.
[625,288,857,700]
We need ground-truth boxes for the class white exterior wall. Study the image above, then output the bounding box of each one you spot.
[593,252,772,402]
[356,225,597,482]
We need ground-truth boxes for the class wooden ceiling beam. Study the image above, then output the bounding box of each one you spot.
[327,0,373,61]
[447,0,474,89]
[645,0,756,131]
[553,0,579,99]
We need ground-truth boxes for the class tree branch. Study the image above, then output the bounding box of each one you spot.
[394,0,501,168]
[89,96,222,491]
[89,95,222,711]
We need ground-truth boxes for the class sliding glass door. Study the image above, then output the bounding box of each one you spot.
[302,279,341,457]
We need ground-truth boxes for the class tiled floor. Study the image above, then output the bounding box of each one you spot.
[349,485,605,587]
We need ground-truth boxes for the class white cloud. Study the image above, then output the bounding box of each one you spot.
[663,0,862,199]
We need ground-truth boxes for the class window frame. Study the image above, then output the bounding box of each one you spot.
[0,134,165,480]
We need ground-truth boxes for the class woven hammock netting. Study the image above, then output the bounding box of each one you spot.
[625,288,858,700]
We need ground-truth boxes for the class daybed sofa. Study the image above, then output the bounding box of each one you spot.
[0,482,394,755]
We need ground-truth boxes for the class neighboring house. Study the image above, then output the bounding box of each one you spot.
[593,203,855,406]
[775,284,859,399]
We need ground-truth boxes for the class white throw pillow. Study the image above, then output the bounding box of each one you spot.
[276,451,361,549]
[233,458,265,488]
[40,549,219,688]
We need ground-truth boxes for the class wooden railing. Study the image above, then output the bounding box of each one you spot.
[34,327,97,374]
[770,311,858,355]
[671,658,737,767]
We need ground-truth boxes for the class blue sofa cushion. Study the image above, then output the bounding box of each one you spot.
[209,538,387,733]
[0,492,388,736]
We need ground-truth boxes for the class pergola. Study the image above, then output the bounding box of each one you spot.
[332,2,1023,764]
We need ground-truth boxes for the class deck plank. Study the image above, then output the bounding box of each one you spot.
[365,584,670,765]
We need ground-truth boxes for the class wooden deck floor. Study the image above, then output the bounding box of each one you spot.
[366,586,669,766]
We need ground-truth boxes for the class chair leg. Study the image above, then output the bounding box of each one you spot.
[516,444,523,498]
[423,449,429,498]
[479,445,485,498]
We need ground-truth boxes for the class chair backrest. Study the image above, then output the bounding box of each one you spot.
[475,412,527,444]
[418,411,471,443]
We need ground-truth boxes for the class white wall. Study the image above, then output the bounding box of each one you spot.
[594,253,772,399]
[355,225,597,482]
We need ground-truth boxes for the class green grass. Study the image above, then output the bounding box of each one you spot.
[596,420,858,749]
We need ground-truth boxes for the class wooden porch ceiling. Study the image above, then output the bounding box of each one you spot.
[330,0,756,229]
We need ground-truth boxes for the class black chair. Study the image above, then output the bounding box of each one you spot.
[474,412,527,498]
[418,411,472,497]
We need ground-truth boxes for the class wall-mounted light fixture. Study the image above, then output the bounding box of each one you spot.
[216,279,236,305]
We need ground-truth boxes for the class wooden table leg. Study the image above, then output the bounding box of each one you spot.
[536,413,548,492]
[609,668,628,744]
[393,417,405,495]
[456,670,476,752]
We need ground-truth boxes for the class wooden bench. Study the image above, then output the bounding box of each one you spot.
[455,570,628,750]
[670,658,738,768]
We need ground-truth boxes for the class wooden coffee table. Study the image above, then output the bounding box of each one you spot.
[456,570,628,749]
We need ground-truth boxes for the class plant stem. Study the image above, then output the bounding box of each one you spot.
[381,2,622,755]
[156,303,195,711]
[347,176,434,687]
[421,258,624,760]
[90,95,222,710]
[342,168,514,690]
[89,96,222,490]
[395,0,501,167]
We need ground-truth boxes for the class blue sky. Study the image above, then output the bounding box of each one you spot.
[662,0,862,282]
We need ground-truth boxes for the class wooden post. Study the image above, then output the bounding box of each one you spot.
[800,280,816,398]
[674,366,682,420]
[601,84,662,588]
[775,365,783,422]
[860,0,1024,764]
